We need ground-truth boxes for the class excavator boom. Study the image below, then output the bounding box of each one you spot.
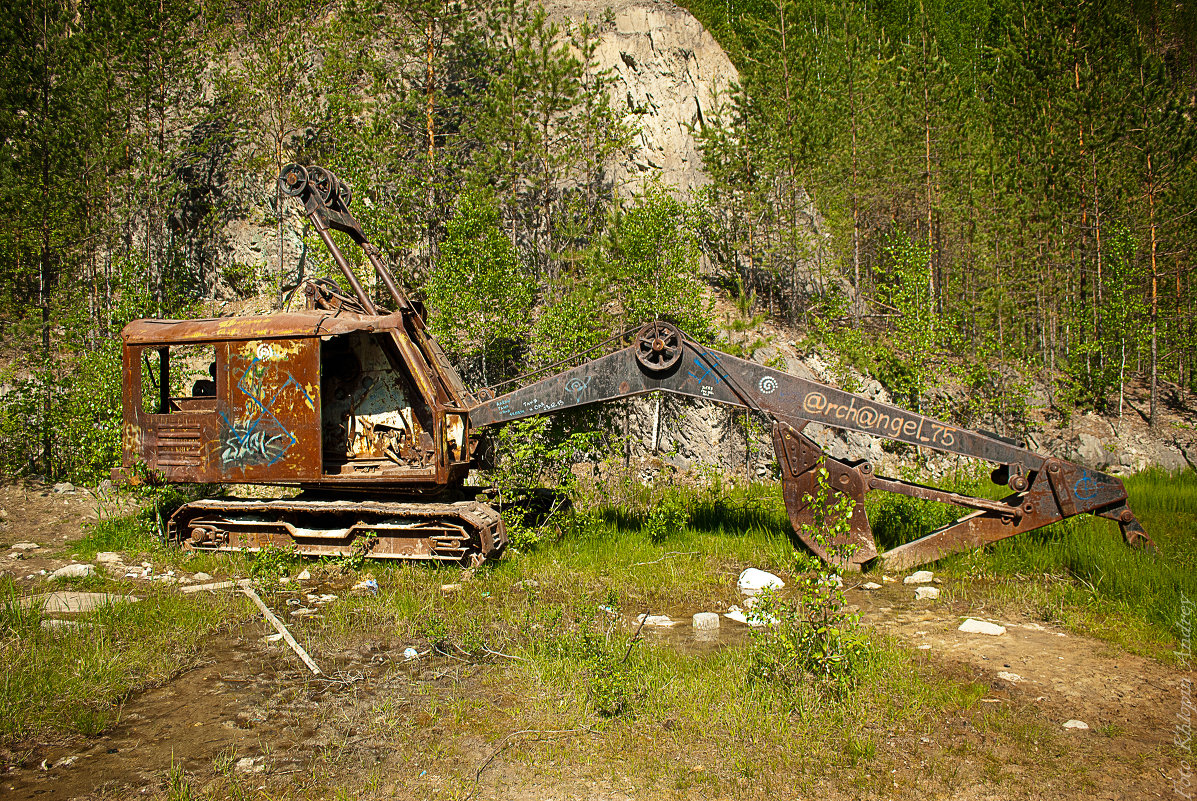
[470,321,1150,571]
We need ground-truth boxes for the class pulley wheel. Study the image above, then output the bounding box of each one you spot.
[279,163,307,197]
[307,166,335,204]
[635,321,682,373]
[337,179,353,208]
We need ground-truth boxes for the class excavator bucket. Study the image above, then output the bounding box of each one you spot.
[772,420,878,568]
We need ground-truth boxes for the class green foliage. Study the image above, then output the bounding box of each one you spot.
[604,186,714,337]
[489,415,606,551]
[749,465,871,693]
[425,191,535,384]
[247,543,298,582]
[879,232,938,410]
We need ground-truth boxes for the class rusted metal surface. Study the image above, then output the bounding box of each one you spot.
[170,498,504,562]
[773,420,876,568]
[471,320,1150,570]
[121,312,402,345]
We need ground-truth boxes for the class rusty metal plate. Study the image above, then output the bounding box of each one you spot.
[215,339,322,481]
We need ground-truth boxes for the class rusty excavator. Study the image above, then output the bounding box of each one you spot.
[117,164,1152,571]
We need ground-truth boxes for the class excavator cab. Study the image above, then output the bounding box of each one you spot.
[119,314,469,490]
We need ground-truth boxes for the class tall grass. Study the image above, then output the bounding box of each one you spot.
[868,466,1197,649]
[0,578,237,741]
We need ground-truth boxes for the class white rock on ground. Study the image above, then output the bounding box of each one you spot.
[50,564,95,579]
[635,614,675,627]
[862,582,883,590]
[904,570,934,584]
[692,612,720,630]
[737,568,784,596]
[296,569,311,581]
[11,543,40,551]
[192,572,212,581]
[997,671,1023,683]
[915,587,940,600]
[1063,719,1089,730]
[95,552,122,564]
[958,618,1006,636]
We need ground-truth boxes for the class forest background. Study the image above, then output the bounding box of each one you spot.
[0,0,1194,483]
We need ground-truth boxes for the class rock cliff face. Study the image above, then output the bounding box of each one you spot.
[543,0,738,197]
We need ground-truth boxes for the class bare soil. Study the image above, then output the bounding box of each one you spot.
[0,484,1188,800]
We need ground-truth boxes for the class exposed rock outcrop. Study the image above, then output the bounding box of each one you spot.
[543,0,739,197]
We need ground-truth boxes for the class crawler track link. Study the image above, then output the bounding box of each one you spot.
[168,498,505,565]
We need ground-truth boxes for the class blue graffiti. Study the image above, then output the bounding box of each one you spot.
[565,376,592,403]
[1073,471,1099,501]
[687,355,723,386]
[220,353,314,469]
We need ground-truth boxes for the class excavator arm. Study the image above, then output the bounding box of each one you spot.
[470,322,1151,571]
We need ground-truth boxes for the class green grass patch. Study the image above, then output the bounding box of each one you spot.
[870,466,1197,656]
[0,577,241,742]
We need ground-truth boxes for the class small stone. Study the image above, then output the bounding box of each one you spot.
[861,582,882,590]
[51,564,95,579]
[441,583,462,594]
[234,757,256,773]
[11,542,40,551]
[279,576,292,584]
[262,633,284,643]
[959,618,1006,636]
[515,579,539,590]
[882,574,896,583]
[290,607,316,617]
[95,552,122,564]
[997,671,1023,683]
[52,482,75,494]
[192,572,212,581]
[635,614,675,627]
[692,612,720,630]
[296,569,311,581]
[1063,719,1089,730]
[915,587,940,600]
[55,756,78,768]
[737,567,784,596]
[917,644,932,650]
[904,570,934,585]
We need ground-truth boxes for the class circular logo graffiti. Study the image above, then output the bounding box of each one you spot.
[1074,473,1099,501]
[256,343,276,361]
[758,376,778,395]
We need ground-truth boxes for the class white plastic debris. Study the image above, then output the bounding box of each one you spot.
[904,570,934,584]
[403,647,419,660]
[1063,719,1089,730]
[915,586,940,600]
[692,612,720,630]
[737,568,784,597]
[958,618,1006,636]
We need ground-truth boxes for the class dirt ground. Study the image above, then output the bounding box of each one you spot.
[0,481,1189,800]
